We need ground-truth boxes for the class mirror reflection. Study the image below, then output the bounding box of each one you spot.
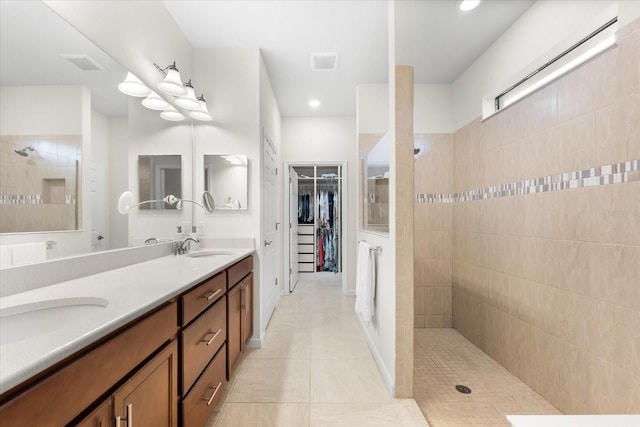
[138,155,182,210]
[203,155,248,210]
[0,0,133,262]
[363,134,389,233]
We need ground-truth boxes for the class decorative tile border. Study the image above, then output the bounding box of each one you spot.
[0,194,77,205]
[417,160,639,204]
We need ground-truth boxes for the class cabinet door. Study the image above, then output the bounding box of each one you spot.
[226,284,241,378]
[113,340,178,427]
[76,398,112,427]
[240,273,253,349]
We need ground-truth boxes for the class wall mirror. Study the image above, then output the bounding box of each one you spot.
[362,134,389,233]
[138,155,182,210]
[203,155,248,210]
[0,0,132,258]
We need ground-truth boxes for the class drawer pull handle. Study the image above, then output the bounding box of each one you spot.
[203,382,222,406]
[201,328,222,346]
[115,403,133,427]
[203,288,222,301]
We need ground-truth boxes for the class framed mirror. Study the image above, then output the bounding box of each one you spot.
[362,134,389,233]
[203,155,248,210]
[138,155,182,210]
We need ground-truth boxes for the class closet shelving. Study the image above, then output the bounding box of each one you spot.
[294,165,342,274]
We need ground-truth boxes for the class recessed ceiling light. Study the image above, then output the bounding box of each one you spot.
[459,0,480,12]
[309,99,321,109]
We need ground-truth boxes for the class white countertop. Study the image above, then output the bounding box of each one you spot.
[0,248,254,395]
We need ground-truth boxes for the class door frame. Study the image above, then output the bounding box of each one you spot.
[283,161,348,295]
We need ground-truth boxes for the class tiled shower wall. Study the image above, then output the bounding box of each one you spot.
[447,22,640,414]
[0,135,81,232]
[414,134,453,328]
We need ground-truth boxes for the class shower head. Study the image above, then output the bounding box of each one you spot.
[15,146,35,157]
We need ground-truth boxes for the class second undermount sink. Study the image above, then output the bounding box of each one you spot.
[186,250,233,258]
[0,297,109,344]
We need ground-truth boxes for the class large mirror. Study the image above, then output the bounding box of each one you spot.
[138,155,182,210]
[203,155,248,210]
[0,0,134,261]
[362,133,389,233]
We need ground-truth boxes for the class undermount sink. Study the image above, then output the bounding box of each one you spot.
[186,250,233,258]
[0,297,109,344]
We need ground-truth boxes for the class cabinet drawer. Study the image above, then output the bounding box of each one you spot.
[298,244,313,254]
[298,263,315,272]
[298,234,314,244]
[298,253,314,263]
[182,345,227,427]
[182,297,227,394]
[182,271,226,326]
[298,224,314,235]
[227,256,253,289]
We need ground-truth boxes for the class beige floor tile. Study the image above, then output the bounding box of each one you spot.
[247,330,311,359]
[310,401,430,427]
[213,403,310,427]
[414,328,561,427]
[310,358,393,403]
[309,329,372,359]
[228,358,310,403]
[310,311,362,334]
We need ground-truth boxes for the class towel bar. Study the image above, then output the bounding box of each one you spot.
[46,240,56,249]
[358,240,382,254]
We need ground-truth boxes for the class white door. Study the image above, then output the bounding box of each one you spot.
[262,134,279,327]
[90,161,106,252]
[289,167,299,292]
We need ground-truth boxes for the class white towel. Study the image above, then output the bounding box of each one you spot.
[355,241,375,321]
[0,246,12,268]
[11,243,47,266]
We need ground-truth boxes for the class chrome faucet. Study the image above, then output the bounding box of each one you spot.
[175,237,199,255]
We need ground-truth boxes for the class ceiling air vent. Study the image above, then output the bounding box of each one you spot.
[310,52,339,71]
[60,54,106,71]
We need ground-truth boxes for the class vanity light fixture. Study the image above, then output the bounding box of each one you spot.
[459,0,480,12]
[118,72,150,97]
[175,79,201,110]
[141,90,170,110]
[189,94,213,121]
[160,105,185,121]
[156,61,187,96]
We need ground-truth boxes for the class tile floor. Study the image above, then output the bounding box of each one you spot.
[207,274,429,427]
[414,328,562,427]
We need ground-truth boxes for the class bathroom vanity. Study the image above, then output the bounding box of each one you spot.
[0,249,254,427]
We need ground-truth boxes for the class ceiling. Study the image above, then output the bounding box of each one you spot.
[0,0,534,118]
[164,0,535,117]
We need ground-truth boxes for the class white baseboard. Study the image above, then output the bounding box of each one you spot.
[356,314,395,396]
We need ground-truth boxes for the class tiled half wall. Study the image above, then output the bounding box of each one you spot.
[413,20,639,414]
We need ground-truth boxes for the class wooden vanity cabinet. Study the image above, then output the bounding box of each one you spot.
[0,302,177,427]
[76,399,111,427]
[227,259,253,378]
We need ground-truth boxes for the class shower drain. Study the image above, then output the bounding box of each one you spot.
[455,385,472,394]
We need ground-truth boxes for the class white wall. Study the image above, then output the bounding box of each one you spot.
[192,49,261,241]
[358,83,454,134]
[450,0,638,129]
[108,117,129,250]
[281,116,357,293]
[0,85,92,258]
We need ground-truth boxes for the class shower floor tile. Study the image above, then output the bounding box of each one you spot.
[414,328,561,427]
